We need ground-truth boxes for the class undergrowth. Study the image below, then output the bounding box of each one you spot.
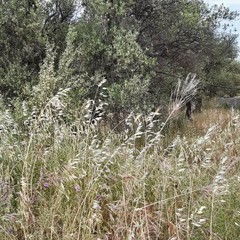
[0,100,240,240]
[0,76,240,239]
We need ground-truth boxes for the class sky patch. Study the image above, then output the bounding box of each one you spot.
[204,0,240,58]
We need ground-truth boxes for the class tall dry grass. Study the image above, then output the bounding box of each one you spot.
[0,75,240,239]
[0,99,240,239]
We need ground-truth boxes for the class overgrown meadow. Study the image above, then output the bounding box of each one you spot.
[1,1,240,239]
[0,89,240,240]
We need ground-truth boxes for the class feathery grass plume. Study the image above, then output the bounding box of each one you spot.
[213,156,229,195]
[24,88,71,143]
[169,73,199,119]
[80,77,108,135]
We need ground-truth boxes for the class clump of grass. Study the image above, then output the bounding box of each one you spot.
[169,73,199,120]
[0,76,240,239]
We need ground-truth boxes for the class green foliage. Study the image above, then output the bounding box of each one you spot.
[0,0,239,116]
[106,29,155,112]
[0,0,45,98]
[70,0,156,114]
[134,0,239,103]
[206,60,240,97]
[41,0,77,62]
